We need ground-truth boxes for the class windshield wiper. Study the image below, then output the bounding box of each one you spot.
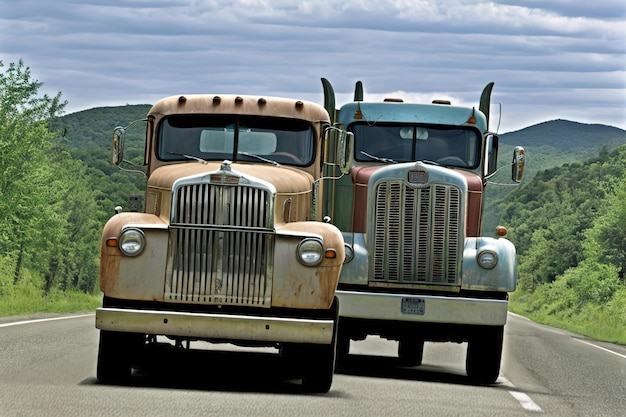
[167,151,208,163]
[238,151,279,166]
[361,151,397,164]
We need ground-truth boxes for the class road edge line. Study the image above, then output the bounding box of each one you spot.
[0,313,94,328]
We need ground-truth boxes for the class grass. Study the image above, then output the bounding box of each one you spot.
[509,287,626,345]
[0,260,102,319]
[0,290,102,319]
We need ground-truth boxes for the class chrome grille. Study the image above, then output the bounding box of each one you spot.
[165,182,274,306]
[372,180,461,285]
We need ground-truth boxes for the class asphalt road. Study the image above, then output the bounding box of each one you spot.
[1,313,624,416]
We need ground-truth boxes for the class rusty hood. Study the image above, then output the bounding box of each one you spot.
[148,161,315,193]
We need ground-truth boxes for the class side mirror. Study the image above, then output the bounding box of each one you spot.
[484,134,499,177]
[338,130,354,175]
[512,146,525,183]
[111,126,125,166]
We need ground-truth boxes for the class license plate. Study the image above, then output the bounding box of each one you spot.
[401,297,425,315]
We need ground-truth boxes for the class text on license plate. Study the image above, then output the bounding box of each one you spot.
[401,297,425,315]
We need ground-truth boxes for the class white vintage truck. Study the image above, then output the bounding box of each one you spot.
[95,93,349,392]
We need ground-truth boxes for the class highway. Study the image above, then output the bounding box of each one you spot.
[1,312,624,416]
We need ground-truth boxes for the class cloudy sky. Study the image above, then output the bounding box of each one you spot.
[1,0,624,133]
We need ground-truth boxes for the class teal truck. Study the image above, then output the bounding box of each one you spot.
[320,79,525,384]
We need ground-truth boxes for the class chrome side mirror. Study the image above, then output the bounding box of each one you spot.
[512,146,525,183]
[338,130,354,175]
[111,126,125,166]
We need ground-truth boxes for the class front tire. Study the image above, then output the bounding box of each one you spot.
[335,333,350,368]
[96,330,143,384]
[398,337,424,367]
[466,326,504,384]
[301,297,339,393]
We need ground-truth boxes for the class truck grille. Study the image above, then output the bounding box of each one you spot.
[372,180,461,285]
[165,182,274,306]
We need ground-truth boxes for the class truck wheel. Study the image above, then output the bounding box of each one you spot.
[466,326,504,384]
[96,330,143,384]
[335,334,350,368]
[301,297,339,393]
[398,338,424,366]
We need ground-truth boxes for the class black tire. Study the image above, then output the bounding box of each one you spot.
[466,326,504,384]
[96,330,143,384]
[335,333,350,368]
[398,337,424,367]
[301,297,339,393]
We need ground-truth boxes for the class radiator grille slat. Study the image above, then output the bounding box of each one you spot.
[372,181,461,285]
[166,182,274,306]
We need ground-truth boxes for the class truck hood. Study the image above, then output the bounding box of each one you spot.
[148,161,315,193]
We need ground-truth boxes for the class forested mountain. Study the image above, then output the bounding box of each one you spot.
[498,119,626,184]
[501,119,626,149]
[53,105,151,220]
[499,145,626,342]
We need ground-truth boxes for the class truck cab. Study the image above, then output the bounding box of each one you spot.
[96,94,346,393]
[320,79,525,384]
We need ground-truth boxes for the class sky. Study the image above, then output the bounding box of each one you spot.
[1,0,625,134]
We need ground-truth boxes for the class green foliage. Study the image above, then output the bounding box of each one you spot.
[501,147,626,284]
[583,181,626,276]
[503,143,626,344]
[0,59,100,297]
[0,289,102,317]
[51,104,150,219]
[482,121,626,235]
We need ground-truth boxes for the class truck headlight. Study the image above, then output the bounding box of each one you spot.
[297,238,324,266]
[119,228,145,256]
[477,250,498,269]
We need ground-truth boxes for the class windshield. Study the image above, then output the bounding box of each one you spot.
[351,123,481,168]
[157,115,315,166]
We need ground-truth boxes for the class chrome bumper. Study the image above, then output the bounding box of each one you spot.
[337,290,508,326]
[96,308,334,344]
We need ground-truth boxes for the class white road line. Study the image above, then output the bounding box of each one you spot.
[508,312,566,335]
[509,391,544,413]
[0,313,94,328]
[499,377,543,413]
[575,338,626,360]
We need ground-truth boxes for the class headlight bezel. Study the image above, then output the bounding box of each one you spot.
[118,228,146,257]
[477,249,498,269]
[296,238,325,266]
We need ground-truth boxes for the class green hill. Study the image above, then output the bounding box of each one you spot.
[54,105,151,217]
[501,119,626,150]
[498,119,626,182]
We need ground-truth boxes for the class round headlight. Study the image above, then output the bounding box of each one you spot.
[119,228,145,256]
[297,238,324,266]
[477,250,498,269]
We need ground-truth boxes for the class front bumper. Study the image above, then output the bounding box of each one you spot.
[96,307,334,344]
[337,290,508,326]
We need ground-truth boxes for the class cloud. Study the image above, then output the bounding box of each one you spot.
[1,0,624,132]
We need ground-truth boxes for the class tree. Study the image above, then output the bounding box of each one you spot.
[0,59,100,294]
[584,181,626,281]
